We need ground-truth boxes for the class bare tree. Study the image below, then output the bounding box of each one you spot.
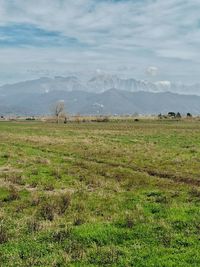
[52,100,65,123]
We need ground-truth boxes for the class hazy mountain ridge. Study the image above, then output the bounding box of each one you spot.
[0,75,200,115]
[0,88,200,116]
[1,74,200,95]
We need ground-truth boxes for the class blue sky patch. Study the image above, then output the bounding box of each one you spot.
[0,23,81,48]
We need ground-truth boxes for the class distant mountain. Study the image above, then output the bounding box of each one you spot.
[0,76,86,97]
[1,74,200,96]
[78,89,200,115]
[87,74,156,93]
[0,86,200,115]
[0,74,200,115]
[87,73,200,95]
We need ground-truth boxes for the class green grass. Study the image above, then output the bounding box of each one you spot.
[0,120,199,266]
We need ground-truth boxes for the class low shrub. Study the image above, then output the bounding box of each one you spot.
[89,246,123,265]
[51,167,62,180]
[124,214,135,229]
[4,186,20,201]
[52,227,72,243]
[38,201,55,221]
[26,218,41,233]
[5,172,24,185]
[56,193,72,215]
[0,222,8,244]
[73,215,85,226]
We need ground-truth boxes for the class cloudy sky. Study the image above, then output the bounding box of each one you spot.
[0,0,199,84]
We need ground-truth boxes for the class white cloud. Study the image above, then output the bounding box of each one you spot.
[0,0,200,84]
[154,81,171,87]
[146,66,158,76]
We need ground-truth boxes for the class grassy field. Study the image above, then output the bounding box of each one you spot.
[0,119,199,266]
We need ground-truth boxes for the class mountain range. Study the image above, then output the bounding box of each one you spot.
[0,74,200,115]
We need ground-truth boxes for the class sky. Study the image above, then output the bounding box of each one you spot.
[0,0,200,85]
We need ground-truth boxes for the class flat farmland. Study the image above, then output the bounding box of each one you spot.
[0,120,199,266]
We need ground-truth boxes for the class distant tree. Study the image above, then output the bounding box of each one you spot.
[176,112,181,118]
[187,113,192,118]
[52,100,65,123]
[158,113,162,119]
[64,117,68,124]
[168,112,176,118]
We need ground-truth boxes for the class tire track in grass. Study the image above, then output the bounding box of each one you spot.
[4,138,200,188]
